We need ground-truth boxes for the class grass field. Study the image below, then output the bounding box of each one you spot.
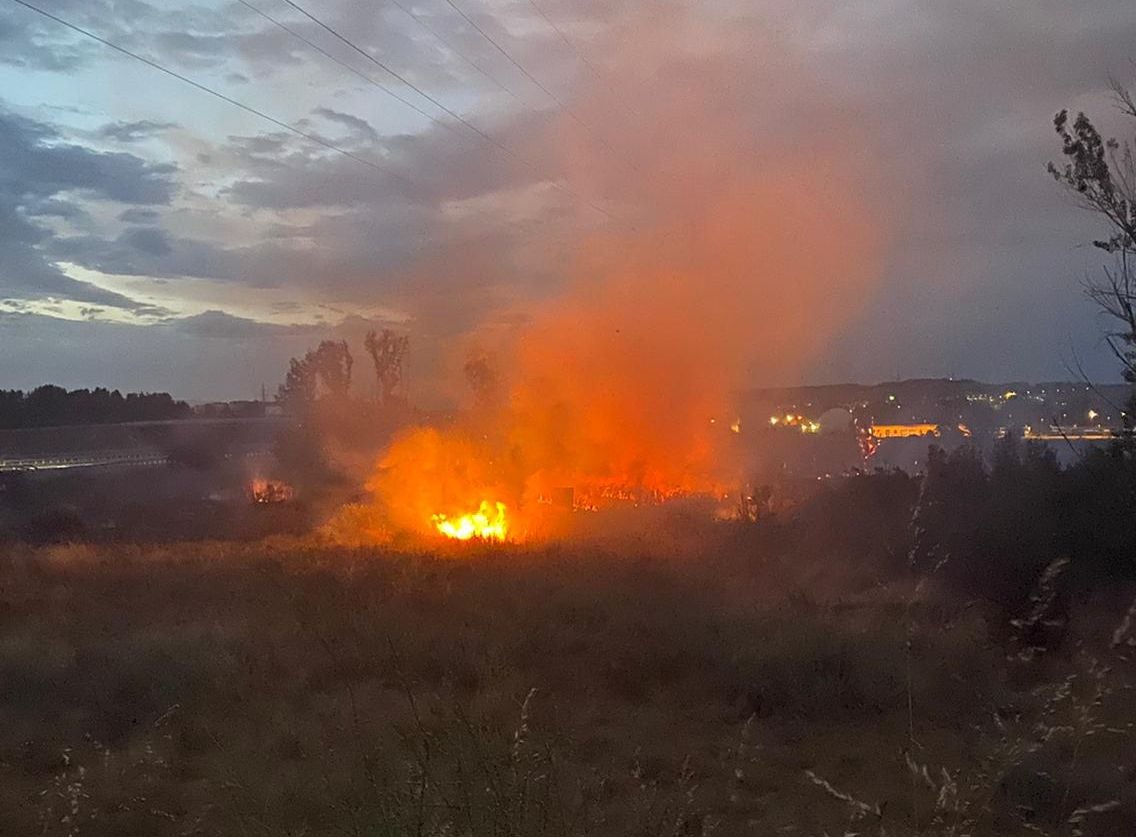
[1,519,1133,836]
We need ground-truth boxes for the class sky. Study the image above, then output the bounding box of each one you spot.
[0,0,1134,402]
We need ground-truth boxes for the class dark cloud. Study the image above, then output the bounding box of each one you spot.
[0,7,96,72]
[53,230,231,281]
[0,237,158,312]
[172,309,319,339]
[0,109,177,204]
[0,106,176,311]
[117,207,160,224]
[222,101,556,209]
[52,216,434,295]
[23,196,87,220]
[119,226,172,256]
[222,131,293,162]
[98,119,178,142]
[313,107,380,143]
[151,30,230,59]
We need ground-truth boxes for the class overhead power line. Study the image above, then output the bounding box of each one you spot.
[523,0,646,127]
[438,0,636,171]
[8,0,416,190]
[235,0,456,132]
[9,0,622,226]
[524,0,603,81]
[385,0,523,104]
[277,0,502,145]
[263,0,620,221]
[440,0,563,107]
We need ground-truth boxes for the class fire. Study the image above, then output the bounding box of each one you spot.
[432,500,509,541]
[362,427,524,542]
[249,478,294,504]
[330,33,888,546]
[366,416,727,543]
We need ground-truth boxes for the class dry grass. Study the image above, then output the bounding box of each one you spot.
[0,531,1132,835]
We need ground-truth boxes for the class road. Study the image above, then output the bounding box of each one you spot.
[0,448,274,473]
[0,418,288,472]
[0,450,167,472]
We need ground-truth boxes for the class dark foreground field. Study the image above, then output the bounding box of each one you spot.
[2,512,1134,836]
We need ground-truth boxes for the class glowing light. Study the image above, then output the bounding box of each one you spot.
[432,501,509,541]
[1088,409,1099,421]
[249,479,294,503]
[871,423,940,439]
[730,417,741,434]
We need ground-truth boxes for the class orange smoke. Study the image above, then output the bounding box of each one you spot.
[369,162,883,541]
[345,5,892,543]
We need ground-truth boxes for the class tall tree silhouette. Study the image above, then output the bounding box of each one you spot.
[276,340,354,412]
[363,329,409,406]
[1049,83,1136,383]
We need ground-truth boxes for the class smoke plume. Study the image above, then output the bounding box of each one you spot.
[356,3,893,540]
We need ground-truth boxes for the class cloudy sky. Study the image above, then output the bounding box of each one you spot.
[0,0,1134,401]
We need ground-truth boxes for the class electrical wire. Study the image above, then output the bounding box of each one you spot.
[8,0,418,190]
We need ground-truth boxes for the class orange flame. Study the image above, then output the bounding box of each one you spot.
[334,13,892,546]
[249,478,294,504]
[364,427,525,542]
[432,500,509,541]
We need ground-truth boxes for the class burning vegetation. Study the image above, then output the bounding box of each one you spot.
[432,500,509,541]
[249,478,294,505]
[341,176,884,542]
[307,13,892,545]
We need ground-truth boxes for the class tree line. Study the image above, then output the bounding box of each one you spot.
[0,386,191,429]
[276,328,410,413]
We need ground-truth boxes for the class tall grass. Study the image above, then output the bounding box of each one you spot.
[0,531,1132,835]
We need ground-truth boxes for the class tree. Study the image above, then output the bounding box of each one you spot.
[463,352,497,406]
[0,387,187,427]
[1047,90,1136,592]
[363,329,409,406]
[1049,84,1136,383]
[278,357,318,410]
[276,340,354,412]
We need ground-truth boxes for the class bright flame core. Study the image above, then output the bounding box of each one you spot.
[432,500,509,541]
